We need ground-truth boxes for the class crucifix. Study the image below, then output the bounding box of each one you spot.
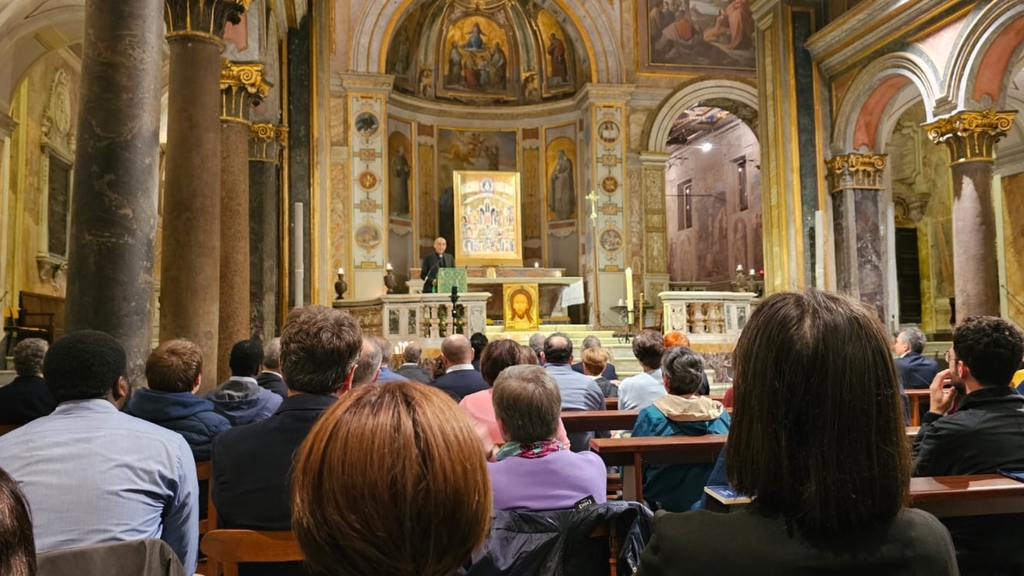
[585,190,599,222]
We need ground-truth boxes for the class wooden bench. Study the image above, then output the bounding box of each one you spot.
[200,530,303,576]
[562,410,639,434]
[605,398,617,410]
[906,389,929,426]
[17,291,66,343]
[705,474,1024,519]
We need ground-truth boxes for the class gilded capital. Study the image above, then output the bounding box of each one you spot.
[165,0,253,39]
[824,153,886,192]
[250,124,288,161]
[924,109,1016,164]
[221,61,272,122]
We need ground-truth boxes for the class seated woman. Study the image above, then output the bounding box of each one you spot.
[636,291,958,575]
[663,332,710,395]
[581,347,617,398]
[460,339,571,458]
[291,381,491,576]
[489,365,607,511]
[631,346,730,512]
[0,466,35,576]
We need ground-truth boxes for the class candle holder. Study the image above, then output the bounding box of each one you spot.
[384,269,396,294]
[334,271,347,300]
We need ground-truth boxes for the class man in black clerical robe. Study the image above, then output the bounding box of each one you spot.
[421,237,454,293]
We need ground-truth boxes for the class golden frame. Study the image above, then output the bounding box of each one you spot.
[454,170,524,267]
[503,283,540,331]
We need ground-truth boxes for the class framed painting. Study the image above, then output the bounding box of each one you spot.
[637,0,756,75]
[454,171,523,267]
[503,283,540,331]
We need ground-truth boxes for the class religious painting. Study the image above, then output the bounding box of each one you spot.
[438,15,515,101]
[638,0,756,74]
[536,9,576,96]
[453,171,523,267]
[385,1,430,89]
[503,283,540,331]
[545,134,577,223]
[387,119,414,218]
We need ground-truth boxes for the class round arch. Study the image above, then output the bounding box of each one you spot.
[350,0,624,84]
[644,78,758,153]
[0,1,85,106]
[946,2,1024,112]
[831,52,938,153]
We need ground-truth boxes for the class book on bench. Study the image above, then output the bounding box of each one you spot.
[704,486,752,506]
[998,470,1024,483]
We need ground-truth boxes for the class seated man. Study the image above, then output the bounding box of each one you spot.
[0,331,197,573]
[351,338,382,387]
[912,316,1024,575]
[489,365,606,510]
[206,340,282,426]
[631,346,730,512]
[543,333,605,452]
[257,337,288,400]
[0,338,55,425]
[618,329,668,411]
[571,335,618,380]
[212,305,362,576]
[126,339,231,461]
[430,334,488,401]
[895,327,940,389]
[395,342,432,384]
[373,336,406,382]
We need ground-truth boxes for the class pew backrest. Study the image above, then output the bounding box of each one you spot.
[200,530,303,576]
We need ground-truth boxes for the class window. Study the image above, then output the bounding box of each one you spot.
[47,156,72,257]
[736,157,748,212]
[677,180,693,230]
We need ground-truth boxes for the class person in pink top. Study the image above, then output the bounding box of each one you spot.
[460,339,571,459]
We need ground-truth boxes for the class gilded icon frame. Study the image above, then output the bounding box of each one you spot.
[453,170,524,267]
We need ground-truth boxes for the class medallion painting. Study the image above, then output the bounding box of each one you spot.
[454,171,523,267]
[638,0,756,73]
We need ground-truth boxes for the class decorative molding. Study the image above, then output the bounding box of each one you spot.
[164,0,252,38]
[339,73,395,94]
[220,60,271,122]
[924,109,1016,164]
[249,123,288,161]
[824,153,887,192]
[41,69,75,160]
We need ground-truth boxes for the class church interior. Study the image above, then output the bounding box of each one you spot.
[1,0,1024,573]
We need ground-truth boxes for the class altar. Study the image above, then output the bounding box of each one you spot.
[408,266,583,324]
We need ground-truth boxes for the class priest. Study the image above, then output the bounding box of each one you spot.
[421,237,455,293]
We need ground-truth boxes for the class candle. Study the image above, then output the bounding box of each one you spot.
[736,264,743,271]
[386,262,393,271]
[749,269,755,276]
[618,298,625,306]
[337,267,344,275]
[625,267,634,312]
[534,261,539,268]
[394,346,399,355]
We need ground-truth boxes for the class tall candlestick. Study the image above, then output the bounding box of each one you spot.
[625,267,634,319]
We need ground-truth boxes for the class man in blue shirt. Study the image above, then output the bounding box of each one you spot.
[0,330,198,573]
[542,333,606,452]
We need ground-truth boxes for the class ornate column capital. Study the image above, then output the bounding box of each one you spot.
[164,0,252,40]
[924,109,1016,164]
[825,153,886,192]
[250,123,288,161]
[221,60,272,123]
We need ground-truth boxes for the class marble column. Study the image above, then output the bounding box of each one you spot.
[162,0,250,389]
[825,153,887,322]
[217,61,270,382]
[248,124,286,345]
[63,0,163,384]
[925,109,1016,322]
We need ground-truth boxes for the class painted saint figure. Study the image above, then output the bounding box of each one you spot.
[490,42,508,90]
[508,289,535,330]
[547,33,568,82]
[465,22,486,50]
[549,149,575,221]
[390,147,411,216]
[447,41,462,86]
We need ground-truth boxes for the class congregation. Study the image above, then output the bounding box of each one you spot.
[1,290,1023,575]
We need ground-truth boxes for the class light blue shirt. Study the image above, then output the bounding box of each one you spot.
[0,399,198,573]
[544,363,605,412]
[619,368,666,411]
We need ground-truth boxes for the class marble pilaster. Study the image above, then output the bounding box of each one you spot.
[640,151,671,312]
[217,61,270,382]
[825,153,887,321]
[249,123,286,344]
[162,0,251,390]
[925,109,1015,322]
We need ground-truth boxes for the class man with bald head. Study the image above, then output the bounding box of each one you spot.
[543,332,606,452]
[420,237,454,293]
[430,334,488,401]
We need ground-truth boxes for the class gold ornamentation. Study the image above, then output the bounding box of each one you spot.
[601,176,619,193]
[357,171,379,191]
[824,153,887,192]
[221,60,272,121]
[164,0,252,37]
[924,109,1016,164]
[249,123,288,162]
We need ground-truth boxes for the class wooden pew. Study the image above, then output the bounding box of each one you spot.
[705,474,1024,519]
[200,530,303,576]
[18,291,65,343]
[906,389,929,426]
[605,398,617,410]
[561,410,639,434]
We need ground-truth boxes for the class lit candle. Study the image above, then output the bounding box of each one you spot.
[337,267,344,275]
[749,269,755,276]
[394,346,399,355]
[534,261,539,268]
[736,264,743,271]
[625,267,634,312]
[386,262,393,271]
[618,298,625,306]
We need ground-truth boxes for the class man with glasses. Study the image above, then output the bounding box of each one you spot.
[912,316,1024,575]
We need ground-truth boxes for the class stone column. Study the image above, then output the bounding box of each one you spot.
[825,153,887,322]
[162,0,250,388]
[249,124,286,345]
[62,0,163,384]
[925,109,1016,321]
[217,61,270,382]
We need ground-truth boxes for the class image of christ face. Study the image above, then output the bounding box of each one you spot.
[434,237,447,254]
[512,293,530,319]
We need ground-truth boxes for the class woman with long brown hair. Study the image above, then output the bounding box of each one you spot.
[637,290,957,574]
[0,466,36,576]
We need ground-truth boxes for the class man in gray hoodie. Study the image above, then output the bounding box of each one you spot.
[206,340,282,426]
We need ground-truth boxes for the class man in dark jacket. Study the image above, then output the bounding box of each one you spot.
[126,339,231,461]
[206,340,281,426]
[0,338,55,425]
[395,342,432,384]
[894,327,940,389]
[912,315,1024,575]
[430,334,488,401]
[256,337,288,399]
[212,305,362,576]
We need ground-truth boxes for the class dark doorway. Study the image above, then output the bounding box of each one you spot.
[895,228,922,324]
